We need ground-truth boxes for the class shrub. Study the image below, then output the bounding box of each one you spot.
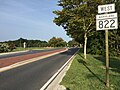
[0,43,16,53]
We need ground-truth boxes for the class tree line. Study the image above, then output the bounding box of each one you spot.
[53,0,120,57]
[0,37,79,53]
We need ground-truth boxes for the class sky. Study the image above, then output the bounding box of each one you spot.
[0,0,72,42]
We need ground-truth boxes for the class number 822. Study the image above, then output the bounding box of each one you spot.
[99,19,115,29]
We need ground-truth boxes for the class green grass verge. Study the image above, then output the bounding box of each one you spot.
[61,50,120,90]
[12,47,47,52]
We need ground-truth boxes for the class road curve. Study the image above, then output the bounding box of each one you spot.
[0,48,79,90]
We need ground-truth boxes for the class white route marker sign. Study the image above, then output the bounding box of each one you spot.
[96,13,118,30]
[97,3,118,88]
[98,4,115,13]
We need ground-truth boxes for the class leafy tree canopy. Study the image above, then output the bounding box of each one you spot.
[48,37,67,47]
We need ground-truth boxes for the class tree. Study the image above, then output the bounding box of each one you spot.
[109,30,120,56]
[109,0,120,56]
[48,37,67,47]
[68,39,79,47]
[0,43,10,52]
[8,42,16,51]
[53,0,103,60]
[87,31,105,55]
[48,37,58,47]
[2,38,48,48]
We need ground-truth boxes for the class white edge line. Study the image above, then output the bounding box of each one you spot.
[40,49,79,90]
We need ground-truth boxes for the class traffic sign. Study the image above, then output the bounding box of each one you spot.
[96,13,118,30]
[97,3,118,88]
[98,4,115,13]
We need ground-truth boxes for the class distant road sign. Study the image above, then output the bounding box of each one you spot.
[96,13,118,30]
[98,4,115,13]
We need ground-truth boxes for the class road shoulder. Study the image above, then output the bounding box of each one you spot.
[41,49,79,90]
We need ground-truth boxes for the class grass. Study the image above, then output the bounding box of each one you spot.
[61,50,120,90]
[12,47,47,52]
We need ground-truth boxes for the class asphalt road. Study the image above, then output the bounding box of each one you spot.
[0,48,63,60]
[0,48,79,90]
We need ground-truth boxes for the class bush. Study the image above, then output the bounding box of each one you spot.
[0,43,16,53]
[8,43,16,51]
[0,43,9,53]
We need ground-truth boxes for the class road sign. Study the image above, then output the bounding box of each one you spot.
[96,13,118,30]
[97,3,118,88]
[98,4,115,13]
